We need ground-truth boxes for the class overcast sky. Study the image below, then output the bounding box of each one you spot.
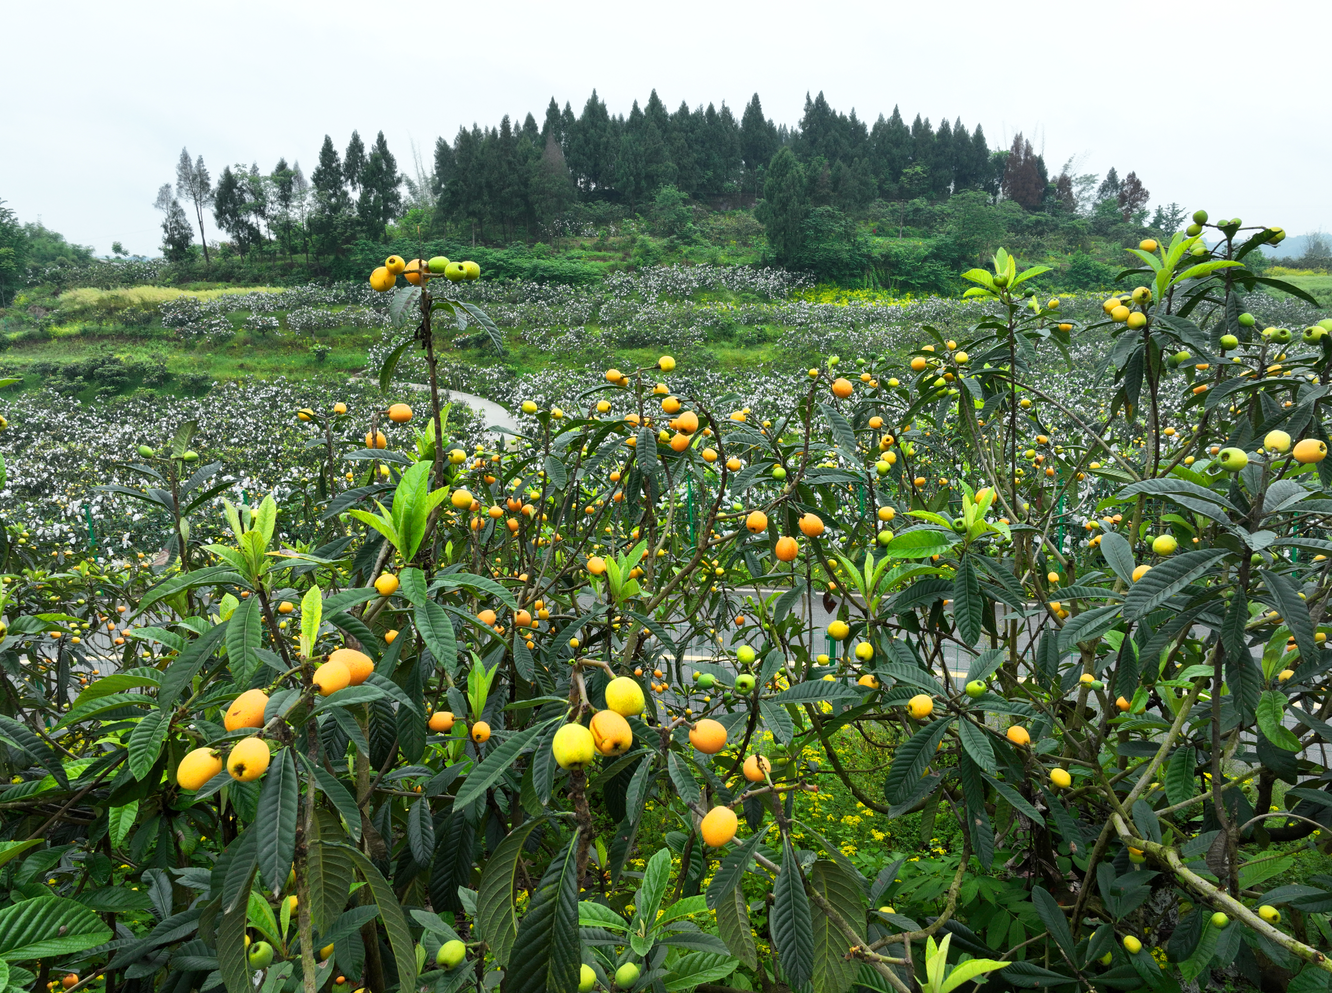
[3,0,1326,257]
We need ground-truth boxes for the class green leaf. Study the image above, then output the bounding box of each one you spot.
[1123,550,1227,621]
[218,861,255,993]
[958,719,996,775]
[1165,747,1198,807]
[107,799,139,842]
[0,896,112,962]
[310,764,362,843]
[226,595,263,685]
[53,692,151,730]
[667,751,701,808]
[1099,531,1137,585]
[255,749,298,895]
[981,773,1044,826]
[706,827,768,911]
[127,711,169,781]
[1260,568,1318,668]
[378,338,412,392]
[1257,691,1301,751]
[408,796,435,866]
[939,958,1010,993]
[451,722,547,810]
[771,835,813,989]
[415,600,457,676]
[505,836,581,993]
[952,555,982,646]
[714,883,758,970]
[882,528,957,559]
[662,953,738,992]
[770,680,865,704]
[307,813,355,933]
[630,848,673,953]
[158,622,229,711]
[1031,886,1075,966]
[883,718,954,805]
[476,818,545,968]
[343,846,418,993]
[810,859,863,993]
[300,584,322,660]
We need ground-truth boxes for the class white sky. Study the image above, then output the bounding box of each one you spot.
[2,0,1326,257]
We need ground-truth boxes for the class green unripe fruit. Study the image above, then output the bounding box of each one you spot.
[1186,223,1202,236]
[827,355,840,367]
[1123,935,1142,954]
[436,939,466,969]
[965,680,986,698]
[734,674,756,694]
[1172,350,1191,366]
[1258,904,1280,923]
[248,941,275,969]
[736,645,756,665]
[1238,312,1256,328]
[1218,447,1248,472]
[1320,319,1332,332]
[182,450,199,462]
[1100,953,1113,966]
[137,445,154,458]
[1211,912,1229,928]
[1089,679,1104,691]
[615,963,641,989]
[1193,209,1208,224]
[580,964,597,992]
[697,673,715,689]
[1303,326,1327,343]
[993,273,1009,287]
[877,529,894,545]
[1272,328,1292,344]
[876,460,891,475]
[772,466,787,480]
[1220,334,1239,349]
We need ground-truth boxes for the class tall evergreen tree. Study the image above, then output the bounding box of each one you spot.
[1118,171,1149,221]
[310,135,356,258]
[1001,133,1044,209]
[160,198,194,261]
[174,148,213,264]
[531,133,576,234]
[344,131,368,191]
[740,94,778,197]
[869,107,911,194]
[756,147,808,264]
[356,131,403,240]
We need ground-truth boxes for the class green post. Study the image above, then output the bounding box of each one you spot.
[86,505,95,551]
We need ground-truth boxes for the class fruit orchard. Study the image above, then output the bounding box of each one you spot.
[2,217,1332,993]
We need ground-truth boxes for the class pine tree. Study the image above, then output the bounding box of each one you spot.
[357,132,403,240]
[1001,133,1044,209]
[175,148,213,264]
[739,95,777,197]
[531,133,576,237]
[345,131,367,191]
[310,135,356,258]
[755,147,808,264]
[869,107,911,194]
[160,198,194,261]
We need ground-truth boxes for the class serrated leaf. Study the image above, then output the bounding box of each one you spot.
[0,895,112,962]
[706,830,769,911]
[952,555,983,646]
[128,710,169,781]
[226,595,263,684]
[1257,691,1301,751]
[344,846,418,993]
[714,884,757,970]
[451,722,546,810]
[476,818,545,968]
[1099,531,1137,584]
[1123,550,1227,621]
[810,859,863,993]
[770,835,813,989]
[667,751,701,807]
[883,718,954,806]
[415,600,457,676]
[505,836,581,993]
[958,719,996,775]
[408,796,435,866]
[255,749,298,895]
